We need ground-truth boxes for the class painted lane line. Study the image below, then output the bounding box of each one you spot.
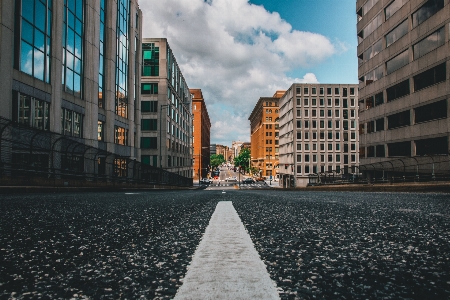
[174,201,279,300]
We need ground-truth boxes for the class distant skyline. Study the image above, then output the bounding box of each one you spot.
[140,0,358,146]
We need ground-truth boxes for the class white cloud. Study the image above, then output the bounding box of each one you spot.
[140,0,338,146]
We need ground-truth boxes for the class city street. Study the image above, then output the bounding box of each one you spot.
[1,190,449,299]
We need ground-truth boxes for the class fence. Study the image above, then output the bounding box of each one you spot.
[0,117,192,188]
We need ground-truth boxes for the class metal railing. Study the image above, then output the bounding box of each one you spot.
[0,117,192,188]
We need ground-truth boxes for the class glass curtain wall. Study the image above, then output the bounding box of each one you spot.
[62,0,84,98]
[18,0,52,83]
[98,0,106,108]
[115,0,130,118]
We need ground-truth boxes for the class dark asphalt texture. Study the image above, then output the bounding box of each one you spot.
[1,190,449,299]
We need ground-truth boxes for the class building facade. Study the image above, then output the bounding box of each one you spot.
[140,38,192,177]
[190,89,211,180]
[248,92,283,179]
[0,0,143,178]
[279,84,359,187]
[357,0,450,180]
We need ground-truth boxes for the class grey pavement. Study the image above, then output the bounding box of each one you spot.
[174,201,279,300]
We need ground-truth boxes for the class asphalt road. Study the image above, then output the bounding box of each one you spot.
[1,190,449,299]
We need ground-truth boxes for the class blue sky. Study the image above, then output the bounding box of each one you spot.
[249,0,358,84]
[141,0,358,145]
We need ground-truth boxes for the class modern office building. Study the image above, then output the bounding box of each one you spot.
[190,89,210,180]
[357,0,450,180]
[248,91,284,179]
[278,84,359,187]
[140,38,193,177]
[0,0,143,178]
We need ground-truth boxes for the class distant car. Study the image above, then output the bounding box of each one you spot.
[200,178,212,184]
[242,178,255,184]
[226,177,237,182]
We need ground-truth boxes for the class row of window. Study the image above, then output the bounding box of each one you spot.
[296,98,356,108]
[296,120,357,130]
[360,136,448,158]
[296,143,358,152]
[295,87,356,96]
[297,154,357,164]
[297,131,358,141]
[296,109,356,119]
[363,99,447,133]
[361,62,446,106]
[296,164,356,175]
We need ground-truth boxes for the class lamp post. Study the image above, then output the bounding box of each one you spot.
[159,104,171,169]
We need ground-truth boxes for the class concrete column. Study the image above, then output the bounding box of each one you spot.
[0,0,15,119]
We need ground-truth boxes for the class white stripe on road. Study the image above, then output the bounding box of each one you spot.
[174,201,280,300]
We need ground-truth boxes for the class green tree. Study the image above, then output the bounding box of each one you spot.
[210,154,225,169]
[234,147,251,173]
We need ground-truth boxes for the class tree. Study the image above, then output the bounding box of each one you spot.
[234,147,251,173]
[210,154,225,169]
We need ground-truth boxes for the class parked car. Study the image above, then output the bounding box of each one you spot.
[255,177,265,182]
[242,178,255,184]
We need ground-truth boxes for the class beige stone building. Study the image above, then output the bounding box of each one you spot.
[279,84,359,187]
[357,0,450,180]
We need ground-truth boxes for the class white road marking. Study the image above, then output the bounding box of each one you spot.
[174,201,279,300]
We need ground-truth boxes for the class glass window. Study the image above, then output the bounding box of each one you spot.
[413,27,445,60]
[62,0,83,97]
[385,0,408,20]
[62,108,82,137]
[414,99,447,123]
[413,62,446,91]
[358,12,382,43]
[98,121,104,141]
[388,110,410,129]
[386,50,409,74]
[386,19,408,47]
[142,43,160,76]
[18,0,52,83]
[412,0,445,28]
[141,83,158,94]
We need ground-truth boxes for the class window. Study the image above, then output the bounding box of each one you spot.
[388,110,410,129]
[62,0,84,97]
[141,83,158,94]
[141,101,157,112]
[388,141,411,157]
[141,119,157,130]
[16,0,52,83]
[99,0,106,107]
[115,126,128,145]
[320,87,324,95]
[358,13,382,43]
[387,79,410,102]
[296,120,302,128]
[335,99,340,107]
[365,65,384,85]
[413,62,446,91]
[305,120,309,128]
[115,0,130,118]
[386,50,409,74]
[334,88,340,95]
[414,100,447,123]
[312,87,317,95]
[98,121,104,141]
[305,155,310,162]
[376,118,384,131]
[304,87,309,94]
[296,98,301,106]
[297,143,302,151]
[312,98,317,106]
[296,110,301,117]
[386,19,408,47]
[385,0,408,20]
[142,43,159,76]
[412,0,445,28]
[304,98,309,106]
[375,92,384,106]
[328,144,333,151]
[141,137,157,149]
[13,92,50,131]
[62,108,82,137]
[413,27,445,60]
[416,136,448,155]
[376,145,385,157]
[360,39,381,63]
[296,87,301,95]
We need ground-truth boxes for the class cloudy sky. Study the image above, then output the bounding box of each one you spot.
[140,0,358,146]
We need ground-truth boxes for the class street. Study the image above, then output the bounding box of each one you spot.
[1,190,449,299]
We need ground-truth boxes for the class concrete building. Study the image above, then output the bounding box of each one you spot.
[279,84,359,187]
[0,0,142,177]
[248,91,284,179]
[140,38,192,177]
[357,0,450,180]
[190,89,211,180]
